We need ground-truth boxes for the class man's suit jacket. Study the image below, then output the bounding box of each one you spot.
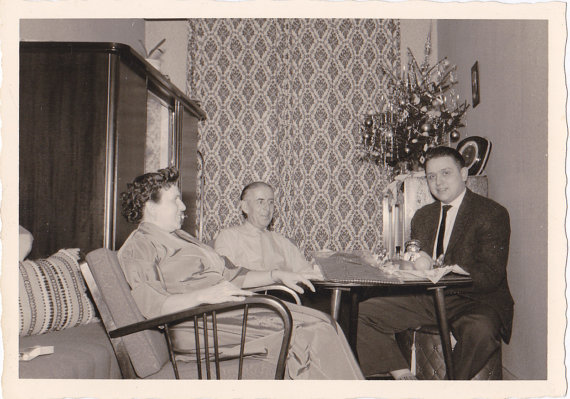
[411,188,514,343]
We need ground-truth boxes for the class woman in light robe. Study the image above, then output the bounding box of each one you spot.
[117,167,363,380]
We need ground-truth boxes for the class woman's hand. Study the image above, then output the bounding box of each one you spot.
[271,270,315,294]
[195,280,253,305]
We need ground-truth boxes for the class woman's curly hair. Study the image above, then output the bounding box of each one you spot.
[121,166,180,224]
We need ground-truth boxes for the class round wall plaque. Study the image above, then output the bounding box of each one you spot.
[456,136,492,176]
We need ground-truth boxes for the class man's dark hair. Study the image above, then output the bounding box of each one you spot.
[121,166,180,224]
[425,146,466,170]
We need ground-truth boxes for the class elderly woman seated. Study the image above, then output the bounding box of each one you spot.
[117,166,363,380]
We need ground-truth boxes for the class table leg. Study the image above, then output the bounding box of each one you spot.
[348,289,359,355]
[431,287,455,380]
[330,288,342,321]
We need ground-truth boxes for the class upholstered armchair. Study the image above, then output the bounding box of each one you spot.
[82,248,293,379]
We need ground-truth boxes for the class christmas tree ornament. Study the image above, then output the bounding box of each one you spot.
[450,131,461,142]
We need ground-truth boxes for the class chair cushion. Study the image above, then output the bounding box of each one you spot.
[19,249,97,336]
[396,326,502,380]
[149,355,279,380]
[19,322,121,379]
[85,249,170,378]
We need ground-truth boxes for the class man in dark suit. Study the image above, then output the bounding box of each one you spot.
[356,146,513,380]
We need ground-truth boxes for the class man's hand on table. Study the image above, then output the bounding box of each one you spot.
[271,270,316,294]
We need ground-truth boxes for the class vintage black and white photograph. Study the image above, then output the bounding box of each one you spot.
[1,2,567,399]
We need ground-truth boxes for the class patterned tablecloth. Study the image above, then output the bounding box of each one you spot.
[313,251,469,285]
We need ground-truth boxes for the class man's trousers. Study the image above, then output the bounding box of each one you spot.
[356,293,502,380]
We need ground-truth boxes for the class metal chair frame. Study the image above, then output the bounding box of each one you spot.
[81,251,293,380]
[251,285,302,305]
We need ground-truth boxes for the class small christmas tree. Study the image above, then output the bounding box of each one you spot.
[359,32,469,171]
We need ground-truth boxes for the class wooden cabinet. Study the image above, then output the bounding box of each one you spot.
[20,42,206,258]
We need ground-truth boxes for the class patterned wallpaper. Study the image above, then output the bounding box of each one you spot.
[186,19,400,255]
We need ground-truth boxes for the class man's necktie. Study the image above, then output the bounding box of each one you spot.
[436,205,452,259]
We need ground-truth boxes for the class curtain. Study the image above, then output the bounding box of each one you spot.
[187,18,399,255]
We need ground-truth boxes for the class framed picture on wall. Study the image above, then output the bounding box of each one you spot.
[471,61,480,107]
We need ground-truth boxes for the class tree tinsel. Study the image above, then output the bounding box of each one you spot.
[359,33,469,170]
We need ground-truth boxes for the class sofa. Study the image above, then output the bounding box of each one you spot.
[18,249,121,379]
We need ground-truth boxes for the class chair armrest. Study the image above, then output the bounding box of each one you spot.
[108,294,292,339]
[250,285,302,305]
